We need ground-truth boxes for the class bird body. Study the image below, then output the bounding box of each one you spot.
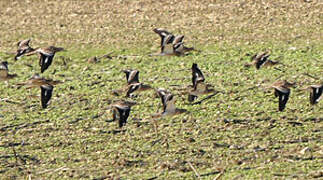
[250,52,279,69]
[26,46,64,73]
[17,74,61,88]
[187,63,215,102]
[0,61,17,81]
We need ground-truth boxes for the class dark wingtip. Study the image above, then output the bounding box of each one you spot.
[188,94,198,102]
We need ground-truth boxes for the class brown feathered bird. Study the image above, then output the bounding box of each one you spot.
[26,46,65,73]
[187,63,216,102]
[268,80,295,111]
[246,52,279,69]
[152,28,194,56]
[153,88,187,118]
[113,70,152,97]
[17,74,61,88]
[17,74,60,109]
[110,100,136,128]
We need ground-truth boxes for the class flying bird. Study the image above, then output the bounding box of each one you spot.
[113,70,152,97]
[155,88,171,112]
[153,89,187,118]
[14,39,35,60]
[17,74,61,109]
[186,63,216,102]
[246,52,279,69]
[268,80,295,111]
[26,46,65,73]
[111,100,136,128]
[0,61,17,82]
[152,28,194,56]
[17,74,61,88]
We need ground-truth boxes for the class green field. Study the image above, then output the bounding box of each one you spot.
[0,0,322,179]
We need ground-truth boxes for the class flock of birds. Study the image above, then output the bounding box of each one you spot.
[0,28,322,128]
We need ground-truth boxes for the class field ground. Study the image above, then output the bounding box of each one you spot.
[0,0,322,179]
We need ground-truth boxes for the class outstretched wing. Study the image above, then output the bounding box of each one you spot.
[116,106,131,128]
[126,83,140,97]
[123,70,139,84]
[153,28,174,47]
[157,89,170,111]
[256,54,270,69]
[276,88,290,111]
[192,63,205,89]
[40,84,54,109]
[39,53,54,73]
[310,86,323,104]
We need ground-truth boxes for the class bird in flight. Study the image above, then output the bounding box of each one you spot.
[113,70,152,97]
[247,52,280,69]
[14,39,35,61]
[152,28,194,56]
[153,88,187,118]
[187,63,216,102]
[17,74,61,109]
[26,46,65,73]
[268,80,295,111]
[110,100,136,128]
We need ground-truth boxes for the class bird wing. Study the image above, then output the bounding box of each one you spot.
[128,70,139,84]
[126,83,141,97]
[40,84,54,109]
[153,28,174,47]
[39,53,54,73]
[278,89,290,111]
[192,64,205,89]
[165,94,176,112]
[173,35,184,44]
[116,106,131,128]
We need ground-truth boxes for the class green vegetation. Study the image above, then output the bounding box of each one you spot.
[0,0,322,179]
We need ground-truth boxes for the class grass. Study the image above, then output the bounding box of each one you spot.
[0,0,322,179]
